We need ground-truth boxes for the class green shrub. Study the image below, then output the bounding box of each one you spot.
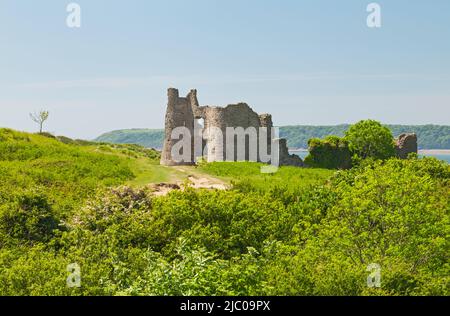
[304,136,352,169]
[0,190,59,243]
[289,158,450,296]
[0,128,447,296]
[345,120,396,160]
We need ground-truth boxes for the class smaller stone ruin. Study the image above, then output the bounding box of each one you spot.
[161,88,303,167]
[395,133,418,159]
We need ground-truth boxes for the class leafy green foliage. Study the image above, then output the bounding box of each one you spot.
[0,189,59,244]
[345,120,396,160]
[303,120,398,169]
[288,158,450,296]
[304,136,352,169]
[0,128,135,220]
[0,128,448,296]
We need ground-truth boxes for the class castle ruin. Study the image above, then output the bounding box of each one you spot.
[395,133,418,159]
[161,88,303,167]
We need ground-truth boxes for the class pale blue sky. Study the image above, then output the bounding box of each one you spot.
[0,0,449,139]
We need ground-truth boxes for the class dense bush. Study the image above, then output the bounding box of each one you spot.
[345,120,396,160]
[303,120,396,169]
[0,190,59,244]
[289,158,449,295]
[304,136,352,169]
[0,128,448,296]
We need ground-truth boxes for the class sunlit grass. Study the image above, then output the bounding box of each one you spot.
[199,161,334,192]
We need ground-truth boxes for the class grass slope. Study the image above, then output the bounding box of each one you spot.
[200,161,333,193]
[1,128,448,296]
[0,128,162,219]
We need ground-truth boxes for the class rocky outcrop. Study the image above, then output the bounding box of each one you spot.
[395,133,418,159]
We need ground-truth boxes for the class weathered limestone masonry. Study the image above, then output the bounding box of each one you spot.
[160,88,196,165]
[161,88,304,167]
[395,133,418,159]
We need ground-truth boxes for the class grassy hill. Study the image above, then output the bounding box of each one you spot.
[95,128,164,149]
[0,128,448,296]
[0,129,134,219]
[95,125,450,149]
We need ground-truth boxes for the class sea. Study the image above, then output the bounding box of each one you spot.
[422,154,450,164]
[290,150,450,164]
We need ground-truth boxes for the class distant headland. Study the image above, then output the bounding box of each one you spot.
[95,124,450,151]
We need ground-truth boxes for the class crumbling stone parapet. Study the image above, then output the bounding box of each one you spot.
[160,88,304,168]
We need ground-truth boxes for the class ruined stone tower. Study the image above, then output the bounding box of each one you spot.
[161,88,303,167]
[160,88,197,165]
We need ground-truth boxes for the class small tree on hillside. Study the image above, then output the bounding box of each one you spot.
[30,110,50,133]
[345,119,395,160]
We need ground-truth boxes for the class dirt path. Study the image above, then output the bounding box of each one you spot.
[149,166,229,196]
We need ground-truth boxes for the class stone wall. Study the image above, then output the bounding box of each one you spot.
[161,88,304,167]
[395,133,418,159]
[160,88,196,166]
